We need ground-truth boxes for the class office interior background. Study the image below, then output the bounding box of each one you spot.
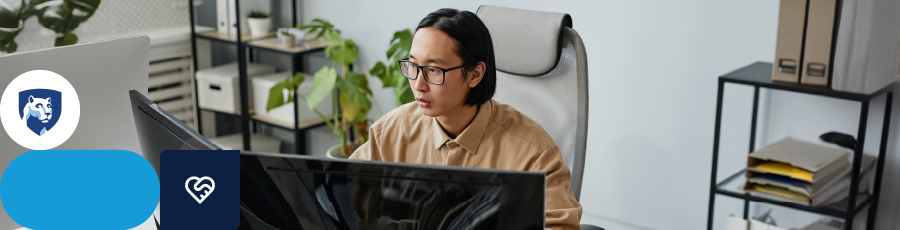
[2,0,900,229]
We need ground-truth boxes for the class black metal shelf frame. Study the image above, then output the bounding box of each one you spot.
[188,0,325,155]
[706,62,894,230]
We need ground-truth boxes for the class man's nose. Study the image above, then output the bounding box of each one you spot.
[412,73,429,92]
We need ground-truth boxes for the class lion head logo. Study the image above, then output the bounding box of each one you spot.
[18,89,61,136]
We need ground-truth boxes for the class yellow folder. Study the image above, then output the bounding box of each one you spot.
[753,161,813,182]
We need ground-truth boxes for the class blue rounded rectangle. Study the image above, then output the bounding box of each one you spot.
[0,150,160,229]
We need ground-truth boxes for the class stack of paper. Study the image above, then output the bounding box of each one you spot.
[741,137,874,207]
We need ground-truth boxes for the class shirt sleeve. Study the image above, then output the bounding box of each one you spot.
[349,119,383,161]
[532,145,583,230]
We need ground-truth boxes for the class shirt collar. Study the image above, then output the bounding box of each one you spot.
[431,100,493,154]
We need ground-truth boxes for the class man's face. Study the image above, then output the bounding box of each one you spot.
[408,27,477,117]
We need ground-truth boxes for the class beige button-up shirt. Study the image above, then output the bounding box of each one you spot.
[350,99,583,230]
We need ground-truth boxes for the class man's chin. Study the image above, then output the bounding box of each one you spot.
[417,107,438,117]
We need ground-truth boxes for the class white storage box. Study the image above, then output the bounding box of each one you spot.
[208,133,281,153]
[252,72,333,127]
[196,62,275,114]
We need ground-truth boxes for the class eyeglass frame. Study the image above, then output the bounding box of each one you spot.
[399,58,475,85]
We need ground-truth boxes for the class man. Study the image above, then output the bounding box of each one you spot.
[350,8,582,230]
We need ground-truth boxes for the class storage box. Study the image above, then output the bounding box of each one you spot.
[251,72,333,127]
[208,133,281,153]
[196,62,275,114]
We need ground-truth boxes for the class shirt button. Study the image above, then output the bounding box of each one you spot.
[446,141,458,148]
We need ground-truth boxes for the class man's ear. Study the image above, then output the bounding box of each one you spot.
[467,61,486,88]
[28,95,34,104]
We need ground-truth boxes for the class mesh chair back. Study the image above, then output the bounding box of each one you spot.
[477,6,588,200]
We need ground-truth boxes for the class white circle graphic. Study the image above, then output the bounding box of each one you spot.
[0,70,81,150]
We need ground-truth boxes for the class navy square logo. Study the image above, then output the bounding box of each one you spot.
[161,150,239,230]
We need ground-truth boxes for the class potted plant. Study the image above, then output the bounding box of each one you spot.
[266,19,377,158]
[247,11,270,38]
[369,29,415,106]
[0,0,102,54]
[278,29,294,48]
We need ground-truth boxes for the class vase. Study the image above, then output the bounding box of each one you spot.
[247,17,270,37]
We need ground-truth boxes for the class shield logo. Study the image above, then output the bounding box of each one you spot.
[18,89,62,136]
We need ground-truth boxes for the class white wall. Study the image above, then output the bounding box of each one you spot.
[301,1,786,229]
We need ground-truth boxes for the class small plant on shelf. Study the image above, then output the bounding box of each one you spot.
[247,11,270,37]
[248,11,269,19]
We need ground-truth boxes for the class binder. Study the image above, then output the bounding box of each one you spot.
[831,0,898,94]
[216,0,230,34]
[800,0,838,85]
[772,0,809,83]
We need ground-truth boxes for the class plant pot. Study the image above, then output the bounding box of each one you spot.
[281,34,295,48]
[326,144,347,159]
[247,17,270,37]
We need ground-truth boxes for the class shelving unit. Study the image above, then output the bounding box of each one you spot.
[187,0,333,155]
[706,62,894,230]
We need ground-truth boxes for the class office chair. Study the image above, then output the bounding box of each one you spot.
[476,5,601,230]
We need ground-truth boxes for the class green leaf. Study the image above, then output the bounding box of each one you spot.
[339,93,369,123]
[266,81,287,112]
[369,61,394,88]
[291,72,305,89]
[345,71,371,95]
[336,72,372,120]
[325,34,358,67]
[0,0,30,53]
[32,0,101,46]
[306,66,337,110]
[54,32,77,46]
[388,29,413,61]
[392,68,408,88]
[0,6,19,28]
[297,18,336,39]
[396,84,414,106]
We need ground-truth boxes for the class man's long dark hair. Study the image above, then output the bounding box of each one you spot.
[416,8,496,106]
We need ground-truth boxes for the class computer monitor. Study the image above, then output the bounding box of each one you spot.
[130,89,219,176]
[130,90,546,229]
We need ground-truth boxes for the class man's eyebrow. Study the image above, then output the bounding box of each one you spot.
[408,55,444,65]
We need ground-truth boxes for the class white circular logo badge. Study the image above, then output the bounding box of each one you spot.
[0,70,80,150]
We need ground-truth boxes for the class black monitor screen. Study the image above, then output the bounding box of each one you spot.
[243,151,546,230]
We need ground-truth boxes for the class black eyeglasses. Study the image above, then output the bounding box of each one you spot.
[399,58,472,85]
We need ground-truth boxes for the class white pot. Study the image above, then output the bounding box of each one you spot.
[247,18,270,37]
[326,144,348,159]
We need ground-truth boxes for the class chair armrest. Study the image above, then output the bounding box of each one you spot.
[581,224,605,230]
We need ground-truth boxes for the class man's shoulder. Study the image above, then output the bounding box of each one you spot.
[488,100,556,151]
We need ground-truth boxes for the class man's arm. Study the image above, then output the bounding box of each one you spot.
[533,145,583,230]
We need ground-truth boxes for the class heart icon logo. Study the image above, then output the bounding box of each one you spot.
[185,176,216,204]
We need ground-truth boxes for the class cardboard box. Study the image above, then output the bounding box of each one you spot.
[251,72,333,127]
[196,62,275,114]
